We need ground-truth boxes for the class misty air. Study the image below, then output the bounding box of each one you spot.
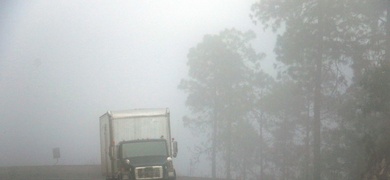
[1,1,389,180]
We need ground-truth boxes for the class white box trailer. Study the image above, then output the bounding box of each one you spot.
[100,108,178,180]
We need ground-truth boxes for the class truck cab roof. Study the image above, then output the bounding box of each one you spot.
[119,138,167,144]
[106,108,169,119]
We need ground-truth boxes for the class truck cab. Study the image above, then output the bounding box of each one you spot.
[117,139,176,180]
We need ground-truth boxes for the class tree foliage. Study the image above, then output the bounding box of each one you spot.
[251,0,390,179]
[179,28,266,179]
[180,0,390,179]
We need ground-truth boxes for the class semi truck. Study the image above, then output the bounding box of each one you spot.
[100,108,178,180]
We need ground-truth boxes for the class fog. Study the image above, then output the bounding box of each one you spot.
[0,0,274,176]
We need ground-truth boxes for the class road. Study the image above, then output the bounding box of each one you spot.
[0,165,218,180]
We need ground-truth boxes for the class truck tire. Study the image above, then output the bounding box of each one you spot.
[170,170,176,180]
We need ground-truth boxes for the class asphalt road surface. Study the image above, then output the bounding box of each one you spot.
[0,165,218,180]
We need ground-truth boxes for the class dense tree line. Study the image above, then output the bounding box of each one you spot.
[179,0,390,179]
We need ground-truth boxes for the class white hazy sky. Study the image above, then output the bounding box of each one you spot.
[0,0,275,176]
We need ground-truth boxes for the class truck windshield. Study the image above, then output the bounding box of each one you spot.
[122,140,168,158]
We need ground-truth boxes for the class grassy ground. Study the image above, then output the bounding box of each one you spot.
[0,165,101,180]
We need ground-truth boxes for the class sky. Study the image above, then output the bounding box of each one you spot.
[0,0,275,176]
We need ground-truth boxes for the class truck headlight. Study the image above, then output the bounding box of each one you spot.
[166,157,173,170]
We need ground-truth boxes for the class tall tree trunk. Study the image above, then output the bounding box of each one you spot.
[313,0,324,179]
[243,158,247,180]
[257,91,265,180]
[212,103,217,178]
[386,0,390,64]
[259,111,264,180]
[226,119,232,179]
[305,107,310,180]
[282,114,287,180]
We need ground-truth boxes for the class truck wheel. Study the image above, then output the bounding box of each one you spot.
[170,170,176,180]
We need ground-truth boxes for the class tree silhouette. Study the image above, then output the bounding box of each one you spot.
[179,28,264,179]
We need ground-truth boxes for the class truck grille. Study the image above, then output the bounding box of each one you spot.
[135,166,163,179]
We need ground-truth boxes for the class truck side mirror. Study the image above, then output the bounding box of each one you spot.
[173,141,178,158]
[109,145,115,160]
